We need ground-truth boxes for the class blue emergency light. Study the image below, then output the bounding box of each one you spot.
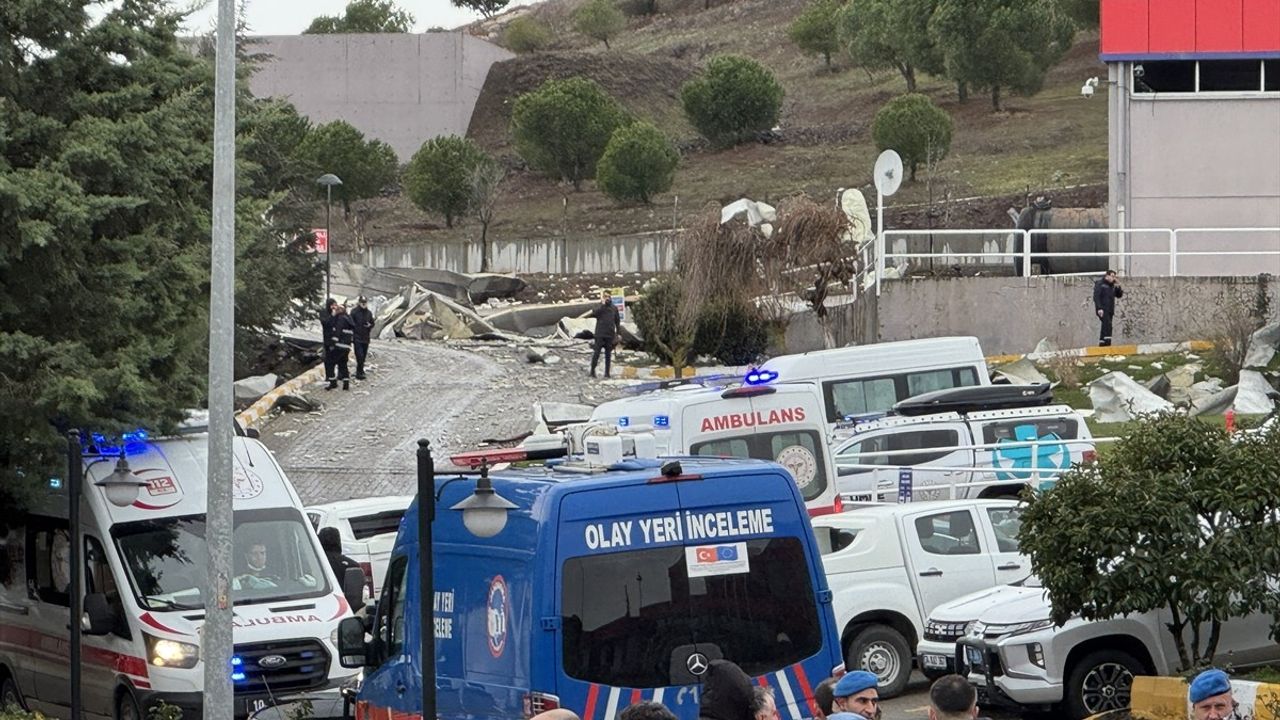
[653,415,670,428]
[743,368,779,386]
[85,428,152,457]
[617,417,630,427]
[48,478,63,490]
[231,656,245,682]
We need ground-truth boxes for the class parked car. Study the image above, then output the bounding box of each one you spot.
[832,389,1096,502]
[306,496,413,597]
[955,578,1280,719]
[813,499,1026,698]
[916,578,1042,679]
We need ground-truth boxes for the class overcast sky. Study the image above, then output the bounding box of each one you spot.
[179,0,540,35]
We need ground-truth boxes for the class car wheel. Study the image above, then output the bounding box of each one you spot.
[117,688,142,720]
[1064,649,1144,719]
[2,674,26,711]
[847,625,912,698]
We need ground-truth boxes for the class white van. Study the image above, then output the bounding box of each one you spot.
[759,337,990,424]
[0,430,364,720]
[585,383,842,515]
[305,496,412,598]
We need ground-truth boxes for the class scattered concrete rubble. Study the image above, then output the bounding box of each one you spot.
[1088,371,1174,423]
[1244,321,1280,369]
[234,374,278,405]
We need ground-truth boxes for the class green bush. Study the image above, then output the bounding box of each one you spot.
[402,135,490,227]
[503,16,553,53]
[511,77,630,190]
[681,55,784,147]
[871,93,953,181]
[1,706,39,720]
[698,301,770,366]
[596,122,679,204]
[787,0,844,69]
[572,0,627,48]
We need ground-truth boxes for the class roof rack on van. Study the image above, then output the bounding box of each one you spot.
[893,383,1053,417]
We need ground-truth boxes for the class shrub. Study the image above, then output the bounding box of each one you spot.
[511,77,630,190]
[787,0,844,69]
[402,135,490,228]
[871,93,953,181]
[572,0,627,49]
[503,16,553,53]
[633,276,708,372]
[698,301,770,366]
[681,55,784,147]
[596,122,679,204]
[618,0,659,15]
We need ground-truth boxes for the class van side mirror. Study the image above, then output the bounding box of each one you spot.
[342,567,366,610]
[83,593,114,636]
[337,616,368,668]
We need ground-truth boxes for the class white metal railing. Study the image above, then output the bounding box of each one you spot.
[874,226,1280,292]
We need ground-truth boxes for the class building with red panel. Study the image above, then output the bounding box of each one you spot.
[1101,0,1279,274]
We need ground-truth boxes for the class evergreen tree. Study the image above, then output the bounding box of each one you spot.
[305,0,415,33]
[403,135,490,228]
[0,0,321,512]
[294,121,399,214]
[871,93,953,180]
[930,0,1075,110]
[597,122,680,204]
[511,77,630,190]
[451,0,511,18]
[573,0,628,49]
[788,0,845,70]
[681,55,784,147]
[836,0,943,92]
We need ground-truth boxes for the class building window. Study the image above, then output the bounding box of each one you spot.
[1134,60,1277,94]
[1198,60,1262,92]
[1133,61,1195,93]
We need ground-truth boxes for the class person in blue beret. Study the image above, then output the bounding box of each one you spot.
[828,670,880,720]
[1189,668,1236,720]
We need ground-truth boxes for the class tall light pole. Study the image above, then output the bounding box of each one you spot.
[316,174,343,301]
[206,0,237,717]
[67,431,83,720]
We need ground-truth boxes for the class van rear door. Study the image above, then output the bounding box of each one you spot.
[554,468,838,720]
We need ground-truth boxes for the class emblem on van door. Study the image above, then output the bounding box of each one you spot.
[686,653,709,676]
[487,575,509,658]
[259,655,287,669]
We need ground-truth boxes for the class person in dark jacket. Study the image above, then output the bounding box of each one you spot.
[329,303,355,391]
[698,660,755,720]
[928,674,990,720]
[320,298,337,383]
[1093,270,1124,347]
[589,290,622,378]
[350,295,375,380]
[317,527,362,591]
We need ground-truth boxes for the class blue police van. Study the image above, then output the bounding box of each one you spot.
[338,453,843,720]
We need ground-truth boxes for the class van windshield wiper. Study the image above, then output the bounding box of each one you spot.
[145,596,200,611]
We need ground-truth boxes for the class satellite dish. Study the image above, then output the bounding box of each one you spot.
[873,150,904,198]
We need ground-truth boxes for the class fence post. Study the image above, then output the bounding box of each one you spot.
[1021,229,1032,278]
[1169,230,1178,276]
[876,230,886,297]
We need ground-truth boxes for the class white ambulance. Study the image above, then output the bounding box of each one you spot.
[0,428,365,720]
[586,382,844,515]
[758,337,991,424]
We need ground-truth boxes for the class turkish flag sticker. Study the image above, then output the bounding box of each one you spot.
[696,547,717,563]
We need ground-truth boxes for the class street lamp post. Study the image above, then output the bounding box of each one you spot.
[316,174,343,301]
[416,440,515,720]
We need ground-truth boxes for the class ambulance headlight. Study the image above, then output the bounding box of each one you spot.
[145,633,200,668]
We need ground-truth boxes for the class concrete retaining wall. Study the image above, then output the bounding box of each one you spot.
[782,275,1275,356]
[349,231,679,274]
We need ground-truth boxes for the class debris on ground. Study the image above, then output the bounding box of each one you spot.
[1244,321,1280,369]
[1088,371,1174,423]
[276,394,321,413]
[993,358,1050,385]
[234,373,278,406]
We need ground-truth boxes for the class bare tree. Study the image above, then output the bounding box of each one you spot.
[469,160,505,273]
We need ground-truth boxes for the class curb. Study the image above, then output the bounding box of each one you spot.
[1083,675,1280,720]
[987,340,1213,366]
[236,365,326,430]
[618,365,700,380]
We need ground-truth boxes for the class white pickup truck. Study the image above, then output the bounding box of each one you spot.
[812,499,1026,698]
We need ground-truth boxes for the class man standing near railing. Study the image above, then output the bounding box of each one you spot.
[1093,270,1124,347]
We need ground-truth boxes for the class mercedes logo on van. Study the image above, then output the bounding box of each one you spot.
[686,653,709,676]
[259,655,287,669]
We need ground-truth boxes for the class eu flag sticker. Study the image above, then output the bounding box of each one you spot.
[686,542,749,578]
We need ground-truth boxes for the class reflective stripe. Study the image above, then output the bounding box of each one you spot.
[603,686,622,720]
[583,684,600,720]
[651,688,665,704]
[774,670,803,720]
[790,663,819,719]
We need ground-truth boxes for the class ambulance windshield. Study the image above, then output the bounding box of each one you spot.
[561,536,823,687]
[113,508,331,610]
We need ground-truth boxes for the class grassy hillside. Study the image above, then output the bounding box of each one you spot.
[335,0,1108,250]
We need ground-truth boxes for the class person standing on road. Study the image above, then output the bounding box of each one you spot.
[813,677,837,720]
[589,290,621,378]
[329,303,355,391]
[928,674,987,720]
[828,671,881,720]
[1093,269,1124,347]
[1189,668,1238,720]
[697,660,755,720]
[320,298,338,384]
[351,295,374,380]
